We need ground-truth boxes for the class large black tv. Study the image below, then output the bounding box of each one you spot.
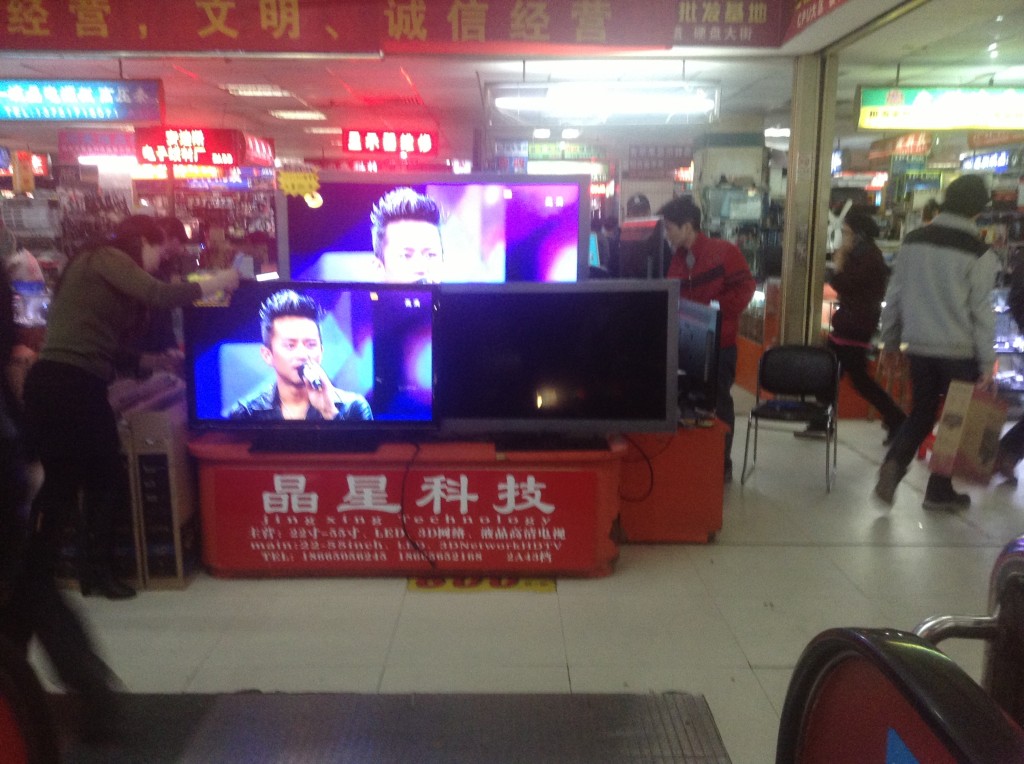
[677,297,722,417]
[184,281,434,450]
[433,281,679,440]
[279,173,590,284]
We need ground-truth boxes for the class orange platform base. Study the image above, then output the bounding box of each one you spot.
[618,423,726,543]
[189,434,626,578]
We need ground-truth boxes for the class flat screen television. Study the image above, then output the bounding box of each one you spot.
[613,216,671,278]
[677,297,722,418]
[433,281,679,442]
[279,172,590,284]
[184,280,434,450]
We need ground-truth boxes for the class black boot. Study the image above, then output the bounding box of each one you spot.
[80,571,136,600]
[923,475,970,511]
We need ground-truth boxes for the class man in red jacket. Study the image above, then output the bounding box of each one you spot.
[660,196,756,482]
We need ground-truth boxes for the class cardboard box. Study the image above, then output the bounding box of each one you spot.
[930,381,1008,483]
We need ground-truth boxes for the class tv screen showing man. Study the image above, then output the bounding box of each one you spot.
[229,289,372,421]
[371,187,445,284]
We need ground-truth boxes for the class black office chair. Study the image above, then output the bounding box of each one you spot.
[741,344,841,491]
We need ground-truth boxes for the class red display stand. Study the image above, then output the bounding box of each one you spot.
[188,434,626,578]
[618,423,726,543]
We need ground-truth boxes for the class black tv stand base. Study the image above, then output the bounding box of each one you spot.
[490,434,611,452]
[248,431,383,454]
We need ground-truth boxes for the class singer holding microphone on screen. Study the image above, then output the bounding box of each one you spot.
[229,289,372,421]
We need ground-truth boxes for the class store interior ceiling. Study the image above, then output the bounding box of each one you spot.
[0,0,1020,168]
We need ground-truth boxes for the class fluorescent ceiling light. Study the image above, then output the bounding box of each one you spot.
[304,126,344,134]
[532,127,551,139]
[493,81,719,124]
[561,128,581,139]
[270,110,326,120]
[764,127,790,138]
[223,84,292,97]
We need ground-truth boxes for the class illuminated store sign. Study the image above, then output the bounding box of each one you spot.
[58,129,136,163]
[0,79,163,122]
[857,87,1024,130]
[969,131,1024,149]
[0,152,48,177]
[136,128,274,167]
[341,129,436,156]
[961,151,1011,172]
[868,133,932,159]
[137,128,236,165]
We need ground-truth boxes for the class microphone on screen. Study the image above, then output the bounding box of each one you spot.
[297,364,323,390]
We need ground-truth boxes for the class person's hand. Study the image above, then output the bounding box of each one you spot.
[214,267,241,294]
[198,268,241,298]
[976,369,995,392]
[300,360,338,418]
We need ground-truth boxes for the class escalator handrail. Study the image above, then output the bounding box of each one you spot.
[776,627,1024,764]
[913,534,1024,645]
[989,535,1024,613]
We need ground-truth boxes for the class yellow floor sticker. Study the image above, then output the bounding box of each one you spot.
[407,576,556,592]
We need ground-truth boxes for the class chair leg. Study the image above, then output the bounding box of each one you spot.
[741,414,755,484]
[825,416,838,492]
[825,430,832,493]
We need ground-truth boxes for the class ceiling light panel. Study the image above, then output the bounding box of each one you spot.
[223,84,292,97]
[491,81,719,125]
[270,110,327,120]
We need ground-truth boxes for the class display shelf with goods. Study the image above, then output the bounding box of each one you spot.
[701,183,771,274]
[993,286,1024,419]
[979,209,1024,273]
[134,182,277,273]
[0,193,63,288]
[57,187,132,260]
[736,278,779,394]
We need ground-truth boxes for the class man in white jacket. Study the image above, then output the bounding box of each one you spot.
[873,174,999,511]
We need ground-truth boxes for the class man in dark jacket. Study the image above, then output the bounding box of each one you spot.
[660,196,756,482]
[874,174,999,511]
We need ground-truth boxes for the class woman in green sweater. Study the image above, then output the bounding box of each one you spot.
[11,215,238,743]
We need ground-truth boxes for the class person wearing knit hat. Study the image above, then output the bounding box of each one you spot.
[873,175,999,511]
[796,207,906,443]
[940,174,991,217]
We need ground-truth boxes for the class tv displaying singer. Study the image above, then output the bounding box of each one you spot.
[279,173,589,284]
[185,281,434,434]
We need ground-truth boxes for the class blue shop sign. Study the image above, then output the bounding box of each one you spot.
[0,79,164,122]
[961,150,1012,173]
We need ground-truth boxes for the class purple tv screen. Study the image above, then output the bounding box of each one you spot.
[185,281,434,428]
[280,173,589,284]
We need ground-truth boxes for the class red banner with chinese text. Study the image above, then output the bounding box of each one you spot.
[867,132,932,161]
[673,0,786,48]
[968,131,1024,150]
[783,0,852,42]
[0,0,696,55]
[202,465,606,576]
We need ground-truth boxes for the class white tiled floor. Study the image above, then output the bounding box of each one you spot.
[29,389,1024,764]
